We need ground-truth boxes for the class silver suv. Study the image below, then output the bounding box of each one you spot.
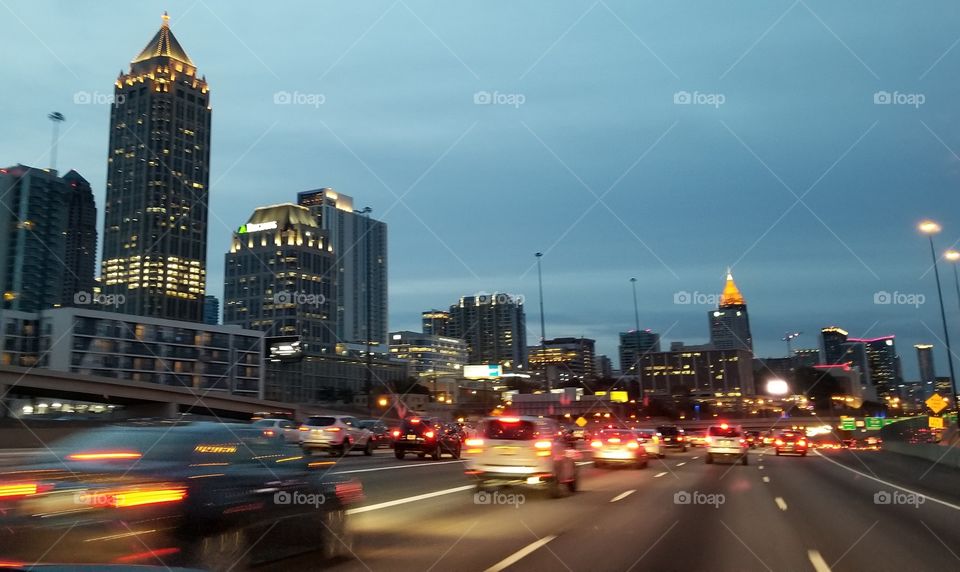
[300,415,373,456]
[704,423,748,465]
[463,416,580,498]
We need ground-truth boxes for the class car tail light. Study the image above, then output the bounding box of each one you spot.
[704,436,712,445]
[798,439,807,447]
[334,481,364,504]
[424,430,435,439]
[720,423,729,430]
[739,439,746,444]
[465,438,484,447]
[534,440,552,449]
[775,439,784,446]
[677,436,684,441]
[590,440,602,448]
[500,417,520,423]
[325,427,342,432]
[67,451,142,461]
[263,430,276,437]
[627,441,640,449]
[392,430,401,438]
[0,482,52,500]
[81,485,187,509]
[299,427,310,432]
[607,437,621,444]
[409,418,420,424]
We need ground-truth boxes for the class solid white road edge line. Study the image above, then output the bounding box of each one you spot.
[346,484,475,515]
[332,460,462,474]
[654,471,668,478]
[484,535,558,572]
[813,450,960,512]
[610,489,636,503]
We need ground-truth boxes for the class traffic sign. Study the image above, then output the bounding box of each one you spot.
[929,416,944,429]
[840,416,856,431]
[575,416,588,427]
[926,393,948,415]
[865,417,883,430]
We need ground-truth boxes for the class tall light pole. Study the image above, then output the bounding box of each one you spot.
[630,277,641,332]
[535,252,546,343]
[919,220,958,414]
[945,250,960,313]
[47,112,65,172]
[782,331,801,358]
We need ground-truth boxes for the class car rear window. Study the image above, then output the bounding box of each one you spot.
[252,419,274,427]
[305,416,336,427]
[657,426,680,436]
[708,426,741,437]
[401,419,435,433]
[599,429,635,440]
[483,420,538,440]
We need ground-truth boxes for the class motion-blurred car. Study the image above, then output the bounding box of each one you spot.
[635,429,665,458]
[774,431,808,456]
[251,418,299,444]
[356,419,390,448]
[463,416,580,497]
[744,430,762,449]
[656,425,687,452]
[393,417,461,460]
[300,415,373,456]
[591,428,648,469]
[704,423,748,465]
[686,430,708,447]
[0,422,363,570]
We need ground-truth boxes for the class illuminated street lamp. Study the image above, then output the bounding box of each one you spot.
[919,220,958,414]
[377,397,388,408]
[766,378,789,396]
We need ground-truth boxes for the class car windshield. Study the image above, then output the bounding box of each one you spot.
[709,426,742,437]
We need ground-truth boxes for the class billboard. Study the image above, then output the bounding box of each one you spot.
[463,364,502,379]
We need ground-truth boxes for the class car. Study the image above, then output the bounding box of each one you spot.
[687,430,708,447]
[300,415,374,456]
[774,431,808,456]
[635,428,665,458]
[356,419,391,448]
[744,430,763,449]
[392,417,462,460]
[0,421,363,569]
[657,425,687,452]
[590,428,648,469]
[252,418,299,444]
[704,423,748,465]
[463,416,580,497]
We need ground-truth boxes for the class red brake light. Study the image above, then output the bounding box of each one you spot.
[534,440,552,449]
[68,452,142,461]
[500,417,520,423]
[392,430,401,438]
[465,438,484,447]
[409,418,420,424]
[325,427,342,432]
[424,431,435,439]
[775,439,784,446]
[84,486,187,508]
[607,437,621,444]
[720,423,729,430]
[0,483,51,499]
[263,430,275,437]
[798,439,807,447]
[590,440,602,448]
[677,436,684,441]
[627,441,640,449]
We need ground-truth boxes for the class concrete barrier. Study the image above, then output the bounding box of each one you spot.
[883,440,960,469]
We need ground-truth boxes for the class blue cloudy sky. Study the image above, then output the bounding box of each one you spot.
[2,1,960,378]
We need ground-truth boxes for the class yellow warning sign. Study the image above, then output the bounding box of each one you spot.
[926,393,948,415]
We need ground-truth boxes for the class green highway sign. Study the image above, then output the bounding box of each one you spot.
[840,417,856,431]
[865,417,883,430]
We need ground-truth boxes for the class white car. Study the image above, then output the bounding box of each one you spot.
[252,418,299,444]
[635,429,665,459]
[704,423,748,465]
[300,415,373,456]
[590,428,648,469]
[463,416,580,497]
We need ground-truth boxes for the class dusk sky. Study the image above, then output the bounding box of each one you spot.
[3,1,960,378]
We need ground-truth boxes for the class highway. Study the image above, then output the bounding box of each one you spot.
[254,445,960,571]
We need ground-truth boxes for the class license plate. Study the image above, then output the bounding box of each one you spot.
[495,446,519,455]
[406,435,416,440]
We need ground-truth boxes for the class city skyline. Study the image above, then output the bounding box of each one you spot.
[3,3,960,377]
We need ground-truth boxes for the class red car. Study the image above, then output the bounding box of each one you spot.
[774,432,808,456]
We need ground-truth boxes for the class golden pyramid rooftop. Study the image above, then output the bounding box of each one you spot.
[132,12,193,65]
[720,269,746,306]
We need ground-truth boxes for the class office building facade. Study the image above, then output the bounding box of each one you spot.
[447,293,527,371]
[708,271,753,353]
[529,337,596,386]
[618,329,661,374]
[203,295,219,325]
[101,14,211,321]
[388,330,467,377]
[915,344,936,389]
[0,166,97,311]
[422,309,451,337]
[297,188,387,346]
[637,349,755,397]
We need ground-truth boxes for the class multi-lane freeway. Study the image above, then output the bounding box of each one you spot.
[260,445,960,572]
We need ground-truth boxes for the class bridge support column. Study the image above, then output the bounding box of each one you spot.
[122,402,179,419]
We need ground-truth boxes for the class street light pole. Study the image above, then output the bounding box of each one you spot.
[630,278,640,332]
[919,221,958,415]
[945,250,960,313]
[535,252,548,391]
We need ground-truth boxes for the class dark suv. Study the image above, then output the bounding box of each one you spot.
[394,417,462,460]
[357,419,390,448]
[656,425,687,452]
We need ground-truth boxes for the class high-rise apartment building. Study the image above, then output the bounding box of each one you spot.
[447,293,526,370]
[422,309,451,337]
[618,329,661,374]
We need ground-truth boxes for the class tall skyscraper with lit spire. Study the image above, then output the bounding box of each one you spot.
[709,270,753,353]
[100,13,211,321]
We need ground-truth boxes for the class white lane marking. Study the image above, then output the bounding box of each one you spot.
[691,456,699,460]
[676,462,686,467]
[758,465,764,470]
[331,460,461,474]
[346,485,475,515]
[762,476,770,483]
[484,535,557,572]
[808,549,832,572]
[576,461,593,466]
[813,450,960,512]
[654,471,668,478]
[775,497,788,511]
[610,489,636,503]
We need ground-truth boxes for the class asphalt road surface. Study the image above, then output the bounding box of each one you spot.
[255,445,960,572]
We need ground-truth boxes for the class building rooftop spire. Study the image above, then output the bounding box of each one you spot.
[720,268,745,306]
[132,12,193,65]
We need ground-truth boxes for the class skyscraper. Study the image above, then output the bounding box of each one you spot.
[447,293,526,370]
[916,344,936,389]
[709,271,753,353]
[203,295,219,325]
[618,329,661,374]
[422,309,451,336]
[0,165,96,311]
[850,335,900,398]
[101,13,211,321]
[297,188,387,346]
[529,337,596,386]
[821,327,849,365]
